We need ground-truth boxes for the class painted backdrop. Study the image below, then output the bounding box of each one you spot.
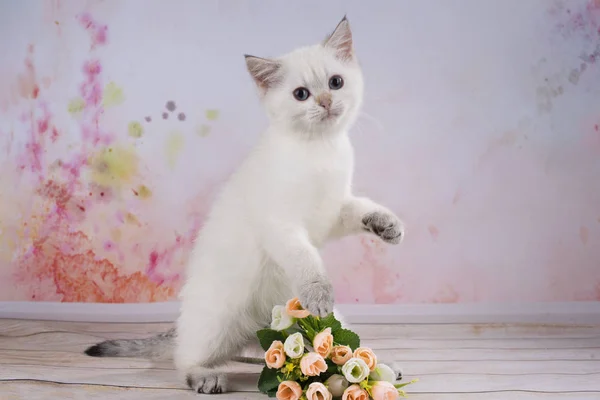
[1,0,599,304]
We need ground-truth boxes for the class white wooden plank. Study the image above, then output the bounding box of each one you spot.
[0,364,259,392]
[0,381,263,400]
[3,346,598,363]
[398,360,600,375]
[4,364,600,393]
[3,330,599,352]
[4,355,600,377]
[2,380,600,399]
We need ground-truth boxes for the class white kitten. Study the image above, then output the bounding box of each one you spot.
[85,16,404,394]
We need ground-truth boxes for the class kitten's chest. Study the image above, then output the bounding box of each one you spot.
[293,140,353,240]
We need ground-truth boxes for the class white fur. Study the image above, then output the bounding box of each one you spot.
[173,18,404,393]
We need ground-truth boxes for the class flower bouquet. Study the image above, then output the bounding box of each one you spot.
[256,297,417,400]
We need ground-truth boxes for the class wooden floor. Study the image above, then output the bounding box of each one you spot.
[1,319,600,399]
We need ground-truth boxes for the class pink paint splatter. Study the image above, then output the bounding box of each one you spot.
[452,189,461,205]
[428,224,440,240]
[432,285,460,304]
[579,226,589,244]
[358,237,401,303]
[551,0,600,41]
[78,12,108,49]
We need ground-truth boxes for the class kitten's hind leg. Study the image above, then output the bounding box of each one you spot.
[175,302,259,394]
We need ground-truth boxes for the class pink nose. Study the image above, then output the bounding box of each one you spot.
[317,93,332,110]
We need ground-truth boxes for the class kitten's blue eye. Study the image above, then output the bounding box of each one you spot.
[293,87,310,101]
[329,75,344,90]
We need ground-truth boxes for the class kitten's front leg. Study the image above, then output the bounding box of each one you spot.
[263,225,334,317]
[335,196,404,244]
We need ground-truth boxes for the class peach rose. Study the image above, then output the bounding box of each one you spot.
[306,382,332,400]
[265,340,286,369]
[331,345,353,365]
[286,297,310,318]
[313,327,334,358]
[353,347,377,371]
[371,381,399,400]
[342,384,369,400]
[276,381,303,400]
[300,352,327,376]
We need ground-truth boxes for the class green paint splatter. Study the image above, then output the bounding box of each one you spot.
[102,82,125,107]
[68,97,85,114]
[205,109,220,120]
[165,131,185,169]
[196,124,211,137]
[128,121,144,138]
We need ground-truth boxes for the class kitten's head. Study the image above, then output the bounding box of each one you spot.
[245,16,363,137]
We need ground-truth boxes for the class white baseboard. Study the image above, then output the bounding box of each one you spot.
[1,301,599,324]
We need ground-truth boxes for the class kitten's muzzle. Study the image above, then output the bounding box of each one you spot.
[317,93,332,111]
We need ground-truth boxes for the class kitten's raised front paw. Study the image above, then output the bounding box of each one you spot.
[299,279,335,317]
[186,372,227,394]
[362,211,404,244]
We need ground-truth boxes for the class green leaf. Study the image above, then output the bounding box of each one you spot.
[256,329,286,351]
[318,313,342,332]
[395,379,418,389]
[333,328,360,350]
[258,366,281,394]
[267,388,278,398]
[325,359,339,375]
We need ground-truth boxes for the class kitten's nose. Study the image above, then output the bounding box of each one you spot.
[317,93,332,110]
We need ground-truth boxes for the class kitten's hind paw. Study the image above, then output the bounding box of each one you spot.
[186,371,227,394]
[390,361,403,381]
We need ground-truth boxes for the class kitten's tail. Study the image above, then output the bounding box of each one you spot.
[83,328,266,365]
[84,328,175,360]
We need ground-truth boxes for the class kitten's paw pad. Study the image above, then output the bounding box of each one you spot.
[299,279,335,317]
[186,373,227,394]
[362,212,404,244]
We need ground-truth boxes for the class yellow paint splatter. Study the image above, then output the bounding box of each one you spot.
[89,145,139,187]
[205,109,220,121]
[165,132,185,169]
[110,228,122,241]
[128,121,144,138]
[125,212,141,226]
[196,124,211,137]
[137,185,152,199]
[68,97,85,114]
[102,82,125,107]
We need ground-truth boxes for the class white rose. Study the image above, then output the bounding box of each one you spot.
[341,357,370,383]
[324,374,349,397]
[271,305,294,331]
[369,363,397,383]
[283,332,305,359]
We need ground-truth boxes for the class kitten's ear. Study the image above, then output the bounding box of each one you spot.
[323,15,354,62]
[244,55,281,91]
